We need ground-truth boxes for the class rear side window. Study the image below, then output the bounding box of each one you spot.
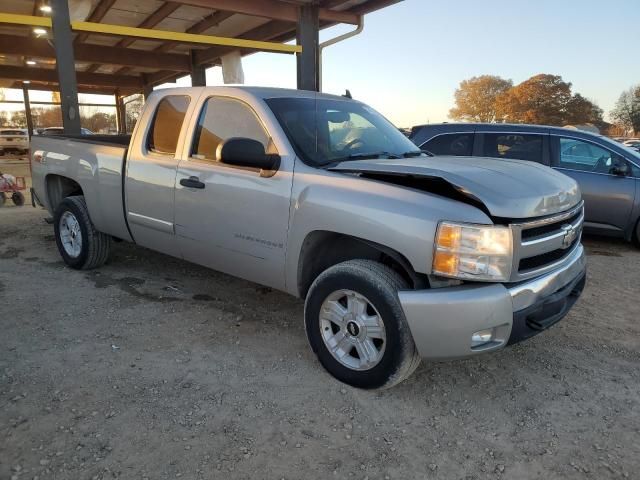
[191,97,269,161]
[422,133,473,156]
[483,133,543,163]
[1,130,26,136]
[147,96,190,155]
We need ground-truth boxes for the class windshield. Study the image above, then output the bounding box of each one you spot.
[265,97,421,166]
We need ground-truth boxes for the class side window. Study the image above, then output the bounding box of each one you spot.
[557,138,627,174]
[483,133,543,163]
[147,96,190,155]
[191,97,270,161]
[423,133,473,156]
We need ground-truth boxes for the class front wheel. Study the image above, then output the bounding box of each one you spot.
[53,196,111,269]
[304,259,421,389]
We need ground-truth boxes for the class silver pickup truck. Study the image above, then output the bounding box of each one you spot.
[30,86,586,389]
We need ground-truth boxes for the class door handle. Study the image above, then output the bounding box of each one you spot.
[180,176,205,189]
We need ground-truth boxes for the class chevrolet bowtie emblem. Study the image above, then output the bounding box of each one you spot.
[560,224,578,249]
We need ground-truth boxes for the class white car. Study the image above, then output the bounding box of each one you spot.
[40,127,94,136]
[0,128,29,155]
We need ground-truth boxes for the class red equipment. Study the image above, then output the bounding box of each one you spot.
[0,172,26,206]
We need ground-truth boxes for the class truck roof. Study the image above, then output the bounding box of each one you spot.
[150,86,354,102]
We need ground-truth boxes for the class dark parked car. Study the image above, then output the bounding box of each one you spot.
[410,123,640,245]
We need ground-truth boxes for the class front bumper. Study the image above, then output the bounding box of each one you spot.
[398,244,586,360]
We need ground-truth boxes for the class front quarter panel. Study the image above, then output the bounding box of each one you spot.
[285,162,492,296]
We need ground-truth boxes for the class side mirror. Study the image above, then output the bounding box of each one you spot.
[611,162,629,176]
[216,137,280,171]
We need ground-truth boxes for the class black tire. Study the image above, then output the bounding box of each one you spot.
[11,191,25,206]
[0,192,5,206]
[53,196,111,270]
[304,259,421,389]
[633,217,640,248]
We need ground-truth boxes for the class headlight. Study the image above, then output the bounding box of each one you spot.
[432,221,513,282]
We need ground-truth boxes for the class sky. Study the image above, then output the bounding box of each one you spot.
[202,0,639,127]
[2,0,639,128]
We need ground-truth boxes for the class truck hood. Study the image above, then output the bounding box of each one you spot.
[328,156,581,219]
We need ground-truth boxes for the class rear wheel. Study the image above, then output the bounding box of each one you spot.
[11,191,24,206]
[634,217,640,248]
[0,192,6,206]
[53,196,111,269]
[304,259,420,389]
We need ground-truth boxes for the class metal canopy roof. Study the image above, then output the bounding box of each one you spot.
[0,0,400,96]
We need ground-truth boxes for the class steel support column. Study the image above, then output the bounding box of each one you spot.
[142,82,154,100]
[115,92,126,134]
[190,51,207,87]
[51,0,82,135]
[22,85,35,138]
[296,4,319,92]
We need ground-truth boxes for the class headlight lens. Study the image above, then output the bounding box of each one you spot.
[432,221,513,281]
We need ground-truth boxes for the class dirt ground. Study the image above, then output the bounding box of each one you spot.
[1,205,639,480]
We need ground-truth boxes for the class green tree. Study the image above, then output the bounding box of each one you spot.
[82,111,116,133]
[449,75,513,122]
[565,94,605,128]
[610,85,640,135]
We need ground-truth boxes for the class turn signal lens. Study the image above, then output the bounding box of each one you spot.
[433,251,458,275]
[433,221,513,282]
[436,223,460,249]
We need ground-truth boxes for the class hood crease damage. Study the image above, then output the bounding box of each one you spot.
[329,156,581,220]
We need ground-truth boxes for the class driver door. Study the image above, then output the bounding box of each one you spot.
[173,96,294,290]
[552,136,635,234]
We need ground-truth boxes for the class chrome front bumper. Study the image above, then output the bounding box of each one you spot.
[398,244,586,360]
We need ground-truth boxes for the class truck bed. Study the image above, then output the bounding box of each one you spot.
[30,134,133,242]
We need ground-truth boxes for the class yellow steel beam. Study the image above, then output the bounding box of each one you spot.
[71,21,302,53]
[0,14,301,53]
[0,13,52,27]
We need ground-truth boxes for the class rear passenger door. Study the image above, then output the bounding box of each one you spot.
[173,95,294,290]
[125,94,194,257]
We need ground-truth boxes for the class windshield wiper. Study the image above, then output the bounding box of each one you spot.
[402,150,432,157]
[321,151,412,168]
[343,151,402,161]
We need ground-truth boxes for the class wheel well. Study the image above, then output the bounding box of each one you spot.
[297,231,427,298]
[46,175,83,211]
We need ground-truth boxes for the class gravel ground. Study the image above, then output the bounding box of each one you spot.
[1,206,639,480]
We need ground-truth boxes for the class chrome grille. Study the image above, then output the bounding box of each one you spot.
[510,202,584,282]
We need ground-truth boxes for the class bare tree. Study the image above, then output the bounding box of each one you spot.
[610,85,640,135]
